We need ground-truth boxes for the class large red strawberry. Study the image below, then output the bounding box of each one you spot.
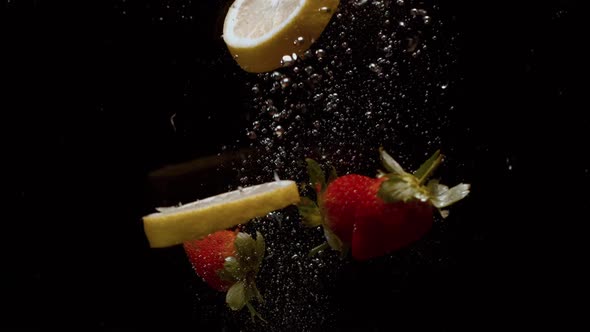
[183,230,266,320]
[299,148,470,261]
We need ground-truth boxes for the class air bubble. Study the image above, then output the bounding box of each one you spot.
[271,71,282,81]
[315,49,326,59]
[281,77,291,89]
[368,63,382,73]
[294,36,305,45]
[310,73,322,84]
[275,126,285,137]
[281,55,295,67]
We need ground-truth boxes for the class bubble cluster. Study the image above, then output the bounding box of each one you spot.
[238,0,458,184]
[190,1,460,329]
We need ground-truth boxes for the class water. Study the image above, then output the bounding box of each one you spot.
[5,0,580,329]
[236,0,457,186]
[205,0,461,330]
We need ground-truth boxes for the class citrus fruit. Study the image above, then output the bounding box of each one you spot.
[143,180,300,248]
[222,0,340,73]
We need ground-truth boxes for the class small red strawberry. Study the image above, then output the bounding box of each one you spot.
[183,230,266,321]
[298,148,470,261]
[183,230,237,291]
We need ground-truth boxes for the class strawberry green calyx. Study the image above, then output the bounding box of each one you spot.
[377,148,471,216]
[298,159,349,255]
[218,231,267,322]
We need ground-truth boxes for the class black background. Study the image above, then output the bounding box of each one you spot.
[3,0,585,330]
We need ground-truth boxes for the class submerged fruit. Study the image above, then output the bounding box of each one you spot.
[299,148,470,260]
[143,180,300,248]
[223,0,340,73]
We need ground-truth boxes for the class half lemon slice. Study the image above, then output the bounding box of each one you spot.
[223,0,340,73]
[143,180,300,248]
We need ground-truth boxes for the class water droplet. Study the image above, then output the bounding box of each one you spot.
[251,85,259,94]
[396,0,404,6]
[310,73,322,84]
[315,49,326,59]
[271,71,282,80]
[319,7,332,13]
[247,131,257,139]
[294,36,305,45]
[281,55,294,67]
[383,45,393,57]
[441,83,448,90]
[275,126,285,137]
[345,48,352,55]
[281,77,291,89]
[423,15,431,24]
[304,66,314,75]
[368,63,382,73]
[313,93,324,102]
[399,21,406,27]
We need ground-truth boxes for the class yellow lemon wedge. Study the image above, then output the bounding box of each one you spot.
[143,180,300,248]
[223,0,340,73]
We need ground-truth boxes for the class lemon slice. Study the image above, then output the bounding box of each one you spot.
[223,0,340,73]
[143,180,300,248]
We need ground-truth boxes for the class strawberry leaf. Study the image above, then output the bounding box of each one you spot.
[323,226,345,252]
[226,281,247,311]
[327,165,338,184]
[379,148,407,175]
[414,150,443,184]
[218,256,241,283]
[297,196,323,227]
[246,302,267,323]
[305,158,326,193]
[429,181,471,209]
[378,175,421,203]
[234,232,257,269]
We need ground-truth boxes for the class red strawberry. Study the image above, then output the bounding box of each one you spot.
[183,230,237,291]
[183,230,267,321]
[347,177,434,260]
[299,148,470,261]
[321,174,375,244]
